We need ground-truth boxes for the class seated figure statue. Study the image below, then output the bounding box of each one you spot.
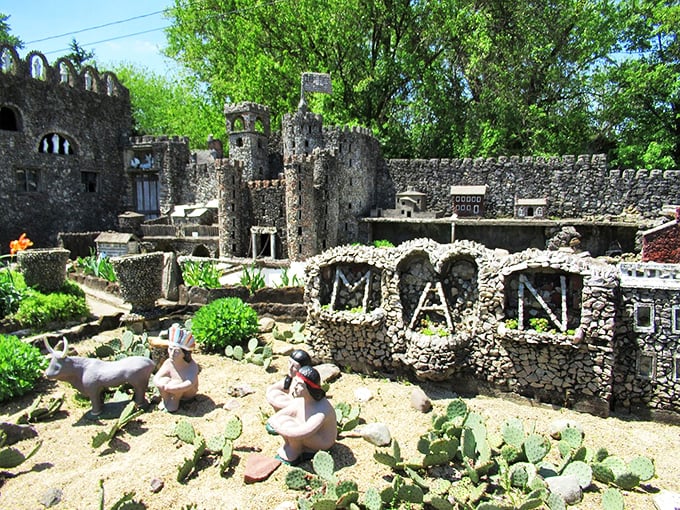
[266,349,312,411]
[266,365,337,465]
[153,324,199,412]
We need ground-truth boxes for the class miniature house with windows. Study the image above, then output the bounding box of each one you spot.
[450,185,486,217]
[94,231,139,258]
[514,197,547,219]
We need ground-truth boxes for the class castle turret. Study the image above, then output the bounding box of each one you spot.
[282,106,324,159]
[224,102,270,181]
[218,159,248,257]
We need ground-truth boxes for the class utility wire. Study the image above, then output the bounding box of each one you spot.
[26,10,167,44]
[40,27,170,56]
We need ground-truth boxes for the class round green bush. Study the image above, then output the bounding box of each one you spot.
[191,297,259,352]
[0,335,48,402]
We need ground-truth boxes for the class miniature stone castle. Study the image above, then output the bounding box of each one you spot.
[2,47,680,419]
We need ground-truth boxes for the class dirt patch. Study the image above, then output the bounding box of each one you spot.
[1,326,679,510]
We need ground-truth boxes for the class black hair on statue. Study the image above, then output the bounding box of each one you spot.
[298,365,325,401]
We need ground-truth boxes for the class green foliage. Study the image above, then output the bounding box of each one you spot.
[75,249,117,282]
[528,318,550,333]
[112,63,226,150]
[372,240,394,248]
[277,267,303,288]
[0,434,42,469]
[0,334,48,402]
[0,13,24,48]
[190,297,259,352]
[0,267,25,318]
[240,265,265,295]
[181,260,223,289]
[98,479,146,510]
[12,283,89,330]
[335,402,361,434]
[504,318,519,330]
[91,401,145,449]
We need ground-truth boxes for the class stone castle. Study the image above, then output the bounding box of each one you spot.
[2,47,680,419]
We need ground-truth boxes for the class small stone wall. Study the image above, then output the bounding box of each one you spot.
[304,239,622,416]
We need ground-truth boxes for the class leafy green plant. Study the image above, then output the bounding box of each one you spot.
[373,239,395,248]
[529,317,550,333]
[505,318,519,330]
[181,260,223,289]
[277,267,303,287]
[191,297,259,352]
[75,248,117,282]
[0,268,25,318]
[12,282,89,330]
[420,316,448,337]
[0,334,48,402]
[240,264,265,294]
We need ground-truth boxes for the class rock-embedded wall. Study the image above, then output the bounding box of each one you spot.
[304,239,642,417]
[0,46,131,249]
[381,155,680,219]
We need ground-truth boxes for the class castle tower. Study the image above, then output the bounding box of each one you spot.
[282,106,324,160]
[217,159,248,257]
[224,102,270,181]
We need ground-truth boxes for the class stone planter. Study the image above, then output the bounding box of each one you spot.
[17,248,70,293]
[112,252,164,312]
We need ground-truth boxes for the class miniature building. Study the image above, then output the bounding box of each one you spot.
[94,231,138,258]
[397,189,426,217]
[641,208,680,263]
[514,197,547,219]
[450,185,487,217]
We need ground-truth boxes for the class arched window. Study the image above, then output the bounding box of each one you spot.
[254,117,264,133]
[59,63,70,84]
[0,48,14,73]
[0,106,19,131]
[39,133,75,155]
[232,117,245,131]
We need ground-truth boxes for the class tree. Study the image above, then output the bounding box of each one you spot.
[163,0,622,159]
[63,39,96,72]
[113,63,226,149]
[0,13,23,48]
[597,0,679,169]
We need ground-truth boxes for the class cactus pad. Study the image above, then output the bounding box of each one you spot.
[223,415,243,440]
[336,489,359,507]
[285,467,309,490]
[502,418,525,448]
[373,450,397,468]
[613,471,640,490]
[446,398,468,420]
[174,419,196,444]
[628,455,655,481]
[426,495,454,510]
[523,433,550,464]
[560,426,583,449]
[206,434,226,453]
[591,462,615,484]
[363,487,383,510]
[501,444,524,464]
[602,456,627,478]
[601,487,624,510]
[177,457,195,483]
[562,460,592,489]
[397,483,424,504]
[546,492,566,510]
[312,450,335,481]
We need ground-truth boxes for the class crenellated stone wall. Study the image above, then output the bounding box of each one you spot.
[302,240,673,418]
[381,155,680,219]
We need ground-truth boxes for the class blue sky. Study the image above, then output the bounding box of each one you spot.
[3,0,176,76]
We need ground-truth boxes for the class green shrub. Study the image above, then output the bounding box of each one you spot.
[75,249,117,282]
[182,260,223,289]
[13,283,89,330]
[0,269,26,318]
[373,239,395,248]
[0,335,48,402]
[191,297,259,352]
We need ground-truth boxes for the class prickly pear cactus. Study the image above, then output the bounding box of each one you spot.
[363,486,383,510]
[445,398,468,421]
[628,455,655,481]
[0,440,42,468]
[206,434,226,453]
[312,450,335,482]
[560,426,583,449]
[523,433,550,464]
[601,487,625,510]
[223,415,243,440]
[285,467,309,490]
[591,462,616,484]
[174,419,196,444]
[561,460,592,489]
[502,418,525,449]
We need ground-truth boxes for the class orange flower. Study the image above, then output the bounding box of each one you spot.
[9,233,33,255]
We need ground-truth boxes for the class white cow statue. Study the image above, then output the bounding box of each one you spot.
[44,338,155,416]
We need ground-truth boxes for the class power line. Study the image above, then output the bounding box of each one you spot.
[26,10,167,44]
[40,27,170,56]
